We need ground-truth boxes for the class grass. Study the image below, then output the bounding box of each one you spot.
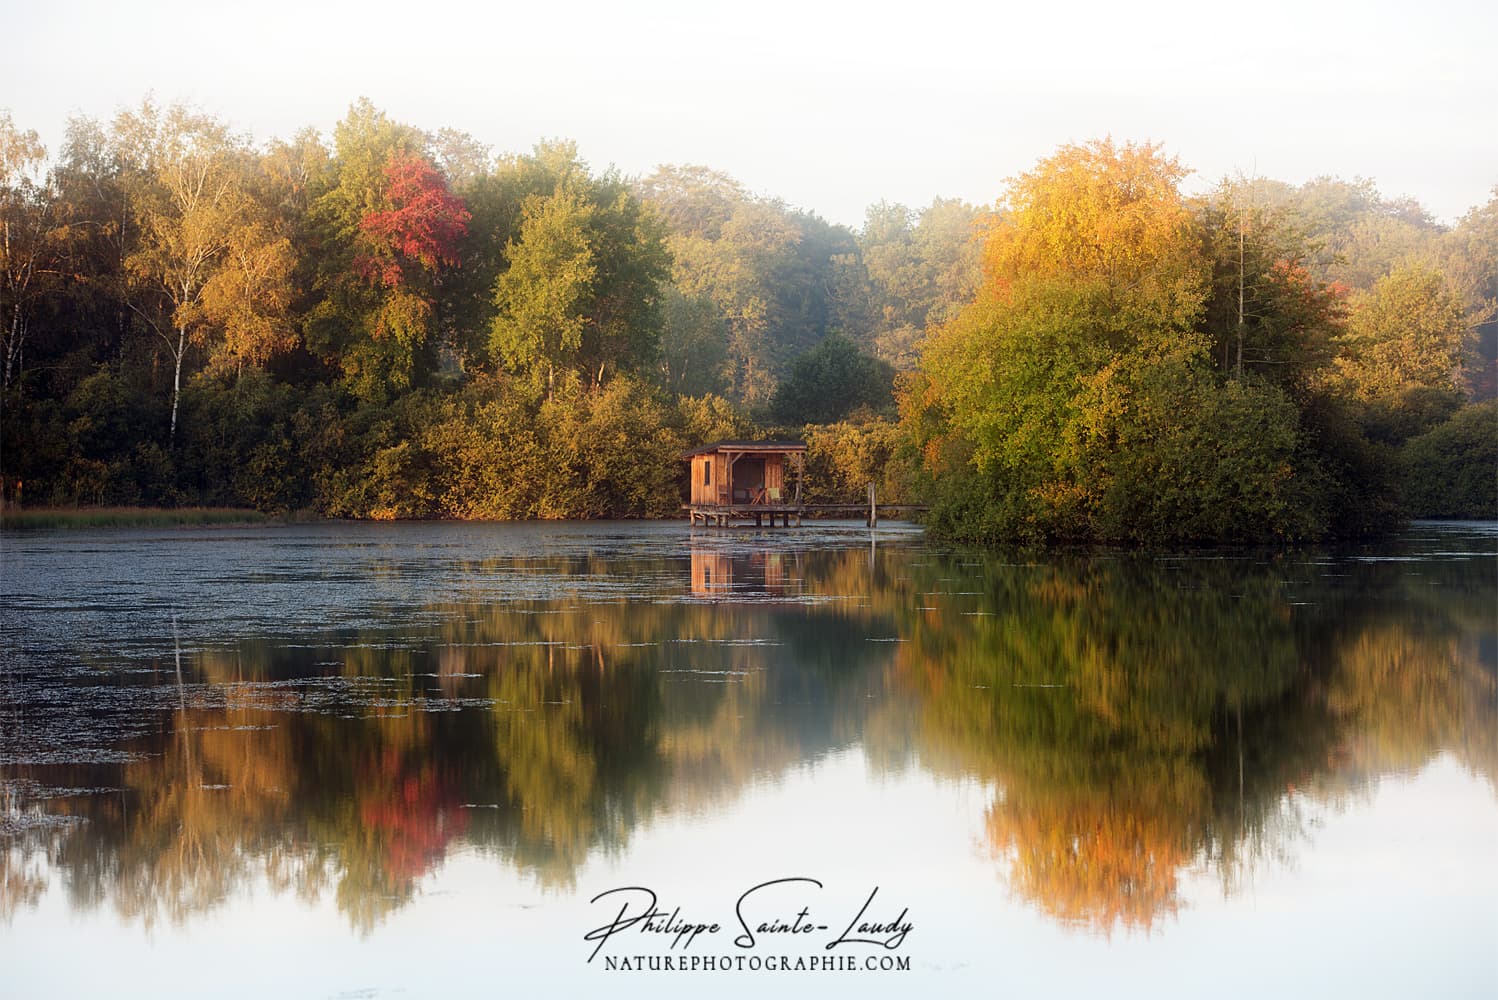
[0,506,274,530]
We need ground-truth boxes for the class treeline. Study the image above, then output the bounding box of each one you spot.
[908,143,1497,542]
[1,100,1494,532]
[0,100,938,516]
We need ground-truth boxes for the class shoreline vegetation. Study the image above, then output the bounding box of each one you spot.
[0,506,274,530]
[2,101,1494,544]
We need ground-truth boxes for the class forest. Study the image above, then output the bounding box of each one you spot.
[1,99,1493,540]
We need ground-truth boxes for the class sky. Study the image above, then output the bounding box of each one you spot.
[4,0,1496,228]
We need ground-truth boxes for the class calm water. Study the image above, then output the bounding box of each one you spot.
[1,520,1495,998]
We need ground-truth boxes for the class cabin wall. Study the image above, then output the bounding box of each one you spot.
[693,455,723,505]
[766,456,784,495]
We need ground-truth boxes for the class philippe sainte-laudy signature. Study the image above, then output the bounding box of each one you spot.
[584,877,913,962]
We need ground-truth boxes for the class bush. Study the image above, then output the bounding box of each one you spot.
[803,419,917,504]
[1400,403,1498,518]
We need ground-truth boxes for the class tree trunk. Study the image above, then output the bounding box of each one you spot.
[1236,204,1245,380]
[4,302,23,390]
[170,327,186,444]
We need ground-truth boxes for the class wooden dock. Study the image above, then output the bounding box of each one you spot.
[686,503,805,527]
[686,485,928,528]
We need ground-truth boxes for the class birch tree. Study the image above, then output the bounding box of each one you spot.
[116,102,293,441]
[0,113,63,390]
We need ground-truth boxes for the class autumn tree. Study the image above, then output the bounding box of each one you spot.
[305,100,467,400]
[0,113,65,390]
[911,140,1321,543]
[1336,262,1471,401]
[1199,180,1345,395]
[114,101,295,441]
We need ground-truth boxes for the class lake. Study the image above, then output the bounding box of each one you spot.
[1,520,1495,998]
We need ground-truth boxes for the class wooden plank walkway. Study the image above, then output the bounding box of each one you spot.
[683,500,929,528]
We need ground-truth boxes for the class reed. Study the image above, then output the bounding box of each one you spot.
[0,507,273,530]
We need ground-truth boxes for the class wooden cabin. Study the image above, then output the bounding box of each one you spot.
[683,440,807,526]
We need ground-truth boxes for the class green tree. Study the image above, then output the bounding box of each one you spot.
[639,165,859,405]
[490,186,597,393]
[1400,402,1498,518]
[488,143,669,393]
[848,197,983,369]
[1281,176,1443,292]
[770,332,894,425]
[1439,189,1498,399]
[657,286,730,396]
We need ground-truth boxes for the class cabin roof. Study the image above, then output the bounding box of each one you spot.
[681,440,807,459]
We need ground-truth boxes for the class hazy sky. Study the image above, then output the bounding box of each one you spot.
[5,0,1495,227]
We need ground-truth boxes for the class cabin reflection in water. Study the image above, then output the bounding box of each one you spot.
[689,547,794,596]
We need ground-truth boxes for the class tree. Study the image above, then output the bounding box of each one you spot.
[910,140,1322,543]
[1286,176,1444,292]
[639,165,858,405]
[490,186,596,393]
[304,101,463,400]
[657,286,729,396]
[114,101,294,441]
[770,333,894,425]
[1440,189,1498,399]
[1400,402,1498,518]
[0,113,65,390]
[1199,180,1345,395]
[355,152,469,287]
[351,150,470,384]
[849,198,983,368]
[983,139,1206,332]
[487,142,668,392]
[1335,262,1471,400]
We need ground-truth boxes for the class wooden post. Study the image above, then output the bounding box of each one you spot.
[867,482,877,528]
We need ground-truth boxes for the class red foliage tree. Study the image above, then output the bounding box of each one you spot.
[355,152,471,287]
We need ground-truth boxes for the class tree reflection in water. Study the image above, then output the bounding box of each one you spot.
[879,539,1496,933]
[1,527,1492,936]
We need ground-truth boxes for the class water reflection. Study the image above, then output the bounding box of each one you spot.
[1,523,1494,941]
[690,547,798,596]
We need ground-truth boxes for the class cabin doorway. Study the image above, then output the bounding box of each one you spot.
[733,456,765,503]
